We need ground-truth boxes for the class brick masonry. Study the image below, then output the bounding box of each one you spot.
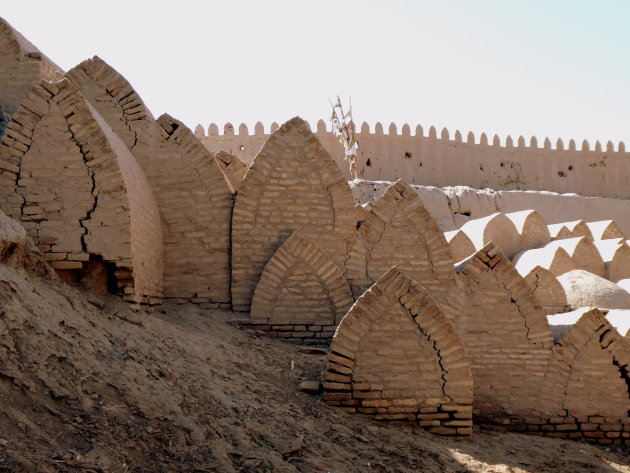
[231,117,356,311]
[455,243,554,417]
[247,231,354,343]
[0,18,63,116]
[0,79,163,307]
[323,267,473,436]
[346,179,460,319]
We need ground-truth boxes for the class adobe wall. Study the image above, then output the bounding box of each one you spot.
[0,79,163,307]
[323,268,473,436]
[231,117,356,312]
[0,18,63,116]
[65,57,233,306]
[199,120,630,200]
[346,180,459,318]
[245,231,354,343]
[455,243,554,419]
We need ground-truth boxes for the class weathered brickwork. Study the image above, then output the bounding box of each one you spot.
[459,212,523,258]
[215,150,248,191]
[504,209,551,250]
[542,237,606,278]
[65,56,154,150]
[248,232,353,343]
[231,117,356,311]
[513,246,576,278]
[0,79,163,306]
[0,18,63,116]
[141,114,233,305]
[444,229,476,263]
[523,266,569,314]
[593,239,630,282]
[323,268,473,436]
[455,243,554,418]
[587,220,625,240]
[527,309,630,445]
[549,220,592,240]
[346,180,459,317]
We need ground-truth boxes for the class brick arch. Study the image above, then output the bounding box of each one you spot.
[65,55,154,150]
[0,79,163,307]
[0,18,63,115]
[346,179,457,315]
[231,116,356,311]
[455,243,554,418]
[542,309,630,423]
[135,114,233,305]
[250,231,353,327]
[324,267,473,436]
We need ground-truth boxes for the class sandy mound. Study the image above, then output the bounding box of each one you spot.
[0,262,628,472]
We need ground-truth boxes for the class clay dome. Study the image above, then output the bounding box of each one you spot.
[557,269,630,310]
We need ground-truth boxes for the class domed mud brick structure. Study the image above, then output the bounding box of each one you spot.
[346,180,459,318]
[0,15,628,447]
[323,268,473,436]
[0,79,163,306]
[231,117,356,312]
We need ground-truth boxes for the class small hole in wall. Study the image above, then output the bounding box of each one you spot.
[557,171,566,177]
[239,145,245,151]
[366,159,372,166]
[500,162,505,167]
[419,162,423,167]
[568,165,573,171]
[404,151,412,159]
[479,165,484,171]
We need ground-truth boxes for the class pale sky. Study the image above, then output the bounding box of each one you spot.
[4,1,629,145]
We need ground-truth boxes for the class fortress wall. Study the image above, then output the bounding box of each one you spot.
[199,121,630,200]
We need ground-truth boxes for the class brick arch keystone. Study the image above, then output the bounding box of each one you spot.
[324,267,473,436]
[250,231,354,326]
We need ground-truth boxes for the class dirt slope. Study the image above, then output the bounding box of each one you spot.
[0,263,628,472]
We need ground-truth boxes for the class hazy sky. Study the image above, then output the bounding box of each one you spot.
[4,1,629,145]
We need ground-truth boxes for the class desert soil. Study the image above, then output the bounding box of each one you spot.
[0,263,628,472]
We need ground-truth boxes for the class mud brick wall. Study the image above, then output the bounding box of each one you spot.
[231,117,356,311]
[0,18,63,116]
[215,150,247,192]
[542,237,606,278]
[531,308,630,446]
[247,231,354,343]
[504,210,550,250]
[346,180,459,318]
[523,267,569,314]
[142,115,233,305]
[324,268,473,437]
[65,55,155,151]
[67,56,233,305]
[455,243,554,419]
[0,79,163,306]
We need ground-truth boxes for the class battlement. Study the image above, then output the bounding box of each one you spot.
[198,120,630,200]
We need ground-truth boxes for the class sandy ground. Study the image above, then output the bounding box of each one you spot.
[0,263,628,472]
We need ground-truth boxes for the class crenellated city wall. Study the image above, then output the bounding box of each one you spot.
[197,120,630,200]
